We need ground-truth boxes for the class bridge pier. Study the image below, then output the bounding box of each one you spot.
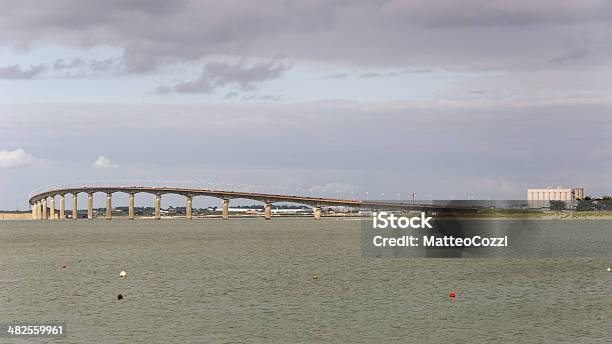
[87,193,93,220]
[105,193,112,220]
[313,207,321,220]
[72,193,78,219]
[37,201,43,220]
[222,199,229,220]
[31,203,36,220]
[186,196,192,220]
[264,202,272,220]
[59,195,65,220]
[155,194,161,220]
[49,196,55,220]
[128,193,134,220]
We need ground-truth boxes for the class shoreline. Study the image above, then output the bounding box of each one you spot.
[4,211,612,220]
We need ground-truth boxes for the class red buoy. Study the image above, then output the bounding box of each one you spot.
[449,291,456,298]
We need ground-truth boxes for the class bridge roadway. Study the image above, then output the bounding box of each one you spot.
[29,186,478,220]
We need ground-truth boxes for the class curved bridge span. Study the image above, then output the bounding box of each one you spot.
[29,186,478,220]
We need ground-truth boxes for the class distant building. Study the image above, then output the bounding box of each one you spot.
[527,187,584,207]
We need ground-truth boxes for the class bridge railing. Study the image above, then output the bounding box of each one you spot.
[29,180,365,202]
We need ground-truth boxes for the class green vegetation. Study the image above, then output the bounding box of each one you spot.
[549,200,566,211]
[575,197,612,211]
[457,208,546,218]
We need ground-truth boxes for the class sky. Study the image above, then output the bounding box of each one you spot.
[1,0,612,209]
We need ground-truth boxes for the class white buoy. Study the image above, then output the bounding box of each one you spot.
[119,270,127,278]
[607,267,611,272]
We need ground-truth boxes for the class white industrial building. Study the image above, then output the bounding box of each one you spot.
[527,187,584,206]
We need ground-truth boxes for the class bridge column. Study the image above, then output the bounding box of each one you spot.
[128,193,135,220]
[72,193,78,220]
[222,199,229,220]
[105,193,112,220]
[264,202,272,220]
[186,196,192,220]
[31,203,36,220]
[49,196,55,220]
[155,194,161,220]
[313,207,321,220]
[59,195,65,220]
[87,193,93,220]
[37,201,43,220]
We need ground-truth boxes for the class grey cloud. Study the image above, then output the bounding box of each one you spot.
[224,91,239,99]
[359,70,414,79]
[257,95,282,101]
[173,78,214,94]
[51,58,115,77]
[53,58,86,69]
[379,1,612,27]
[90,58,114,71]
[360,72,399,79]
[3,1,611,72]
[152,85,175,95]
[548,49,590,64]
[359,69,434,78]
[322,73,347,79]
[241,95,282,101]
[157,60,290,94]
[203,60,290,90]
[62,71,88,79]
[0,64,46,79]
[410,69,433,74]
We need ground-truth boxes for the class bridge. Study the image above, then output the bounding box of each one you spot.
[28,186,479,220]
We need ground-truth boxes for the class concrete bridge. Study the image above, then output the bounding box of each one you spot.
[28,186,478,220]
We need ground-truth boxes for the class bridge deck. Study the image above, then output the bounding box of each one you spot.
[29,186,479,213]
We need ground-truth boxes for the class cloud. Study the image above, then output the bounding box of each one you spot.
[358,70,429,79]
[0,64,46,79]
[548,49,590,64]
[359,72,398,79]
[90,58,114,71]
[157,59,290,94]
[53,58,86,70]
[0,148,35,168]
[241,94,282,101]
[3,1,611,73]
[224,91,239,99]
[322,73,347,79]
[92,155,118,168]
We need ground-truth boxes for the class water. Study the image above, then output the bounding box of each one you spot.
[0,219,610,343]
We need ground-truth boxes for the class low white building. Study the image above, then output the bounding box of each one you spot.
[527,187,584,207]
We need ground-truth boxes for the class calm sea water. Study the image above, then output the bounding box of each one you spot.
[0,219,610,343]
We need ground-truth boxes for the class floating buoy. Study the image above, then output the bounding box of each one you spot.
[449,291,456,298]
[119,271,127,278]
[117,294,123,300]
[312,274,319,280]
[607,267,611,272]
